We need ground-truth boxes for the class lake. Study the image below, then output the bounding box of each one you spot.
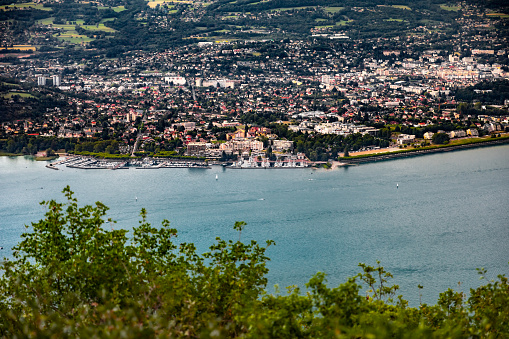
[1,145,509,306]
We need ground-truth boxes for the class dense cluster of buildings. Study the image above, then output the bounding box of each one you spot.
[1,4,509,160]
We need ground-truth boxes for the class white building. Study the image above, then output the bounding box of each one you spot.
[52,75,61,86]
[397,134,416,145]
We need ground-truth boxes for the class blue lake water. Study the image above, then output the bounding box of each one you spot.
[1,145,509,306]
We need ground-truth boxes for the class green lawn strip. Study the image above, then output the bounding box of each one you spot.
[1,2,52,11]
[0,151,22,156]
[440,4,460,11]
[98,5,126,12]
[37,18,115,33]
[54,33,95,43]
[336,20,352,26]
[325,6,344,13]
[486,13,509,18]
[80,24,116,32]
[36,17,55,25]
[392,5,411,10]
[35,156,58,161]
[73,151,133,159]
[3,92,35,99]
[271,6,317,12]
[1,82,21,87]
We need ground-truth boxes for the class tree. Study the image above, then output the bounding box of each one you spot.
[343,145,350,157]
[432,132,450,145]
[0,187,274,337]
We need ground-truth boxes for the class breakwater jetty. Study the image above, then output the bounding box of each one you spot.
[342,138,509,165]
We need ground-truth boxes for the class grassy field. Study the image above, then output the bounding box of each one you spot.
[146,0,191,7]
[80,24,116,32]
[146,0,177,8]
[54,32,95,43]
[392,5,411,10]
[1,45,36,51]
[3,92,35,99]
[271,6,317,12]
[487,12,509,18]
[0,2,52,11]
[36,17,116,38]
[36,17,55,25]
[440,4,461,11]
[336,20,353,26]
[1,82,20,87]
[98,5,126,12]
[325,7,344,13]
[378,5,411,10]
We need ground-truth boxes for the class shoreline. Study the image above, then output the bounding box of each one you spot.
[3,136,509,170]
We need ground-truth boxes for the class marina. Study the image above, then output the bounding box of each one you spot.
[49,156,211,170]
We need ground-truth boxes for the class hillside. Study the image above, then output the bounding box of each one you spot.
[1,0,507,54]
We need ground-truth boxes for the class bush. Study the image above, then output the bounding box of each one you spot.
[1,188,508,337]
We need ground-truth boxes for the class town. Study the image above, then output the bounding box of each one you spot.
[1,0,508,167]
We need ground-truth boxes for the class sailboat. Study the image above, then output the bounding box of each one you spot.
[215,174,218,180]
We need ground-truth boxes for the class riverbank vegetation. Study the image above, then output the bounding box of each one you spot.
[0,187,508,338]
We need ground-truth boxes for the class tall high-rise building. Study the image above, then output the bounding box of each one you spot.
[37,76,46,86]
[52,75,61,86]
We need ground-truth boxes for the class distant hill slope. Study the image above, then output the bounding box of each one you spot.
[0,0,507,53]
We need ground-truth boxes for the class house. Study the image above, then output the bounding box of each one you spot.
[397,134,416,145]
[423,131,434,140]
[467,129,479,137]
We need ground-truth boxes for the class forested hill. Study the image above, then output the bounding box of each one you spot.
[1,0,508,54]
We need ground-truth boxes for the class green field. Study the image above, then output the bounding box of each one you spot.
[0,45,36,51]
[325,7,344,13]
[146,0,190,7]
[392,5,411,10]
[0,2,52,11]
[54,31,95,43]
[440,4,460,11]
[81,24,116,33]
[98,5,126,12]
[3,92,35,99]
[487,12,509,18]
[36,17,55,25]
[36,18,116,34]
[336,20,353,26]
[271,6,317,12]
[1,82,20,87]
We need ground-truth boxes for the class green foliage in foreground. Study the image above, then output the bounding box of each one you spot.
[1,188,508,338]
